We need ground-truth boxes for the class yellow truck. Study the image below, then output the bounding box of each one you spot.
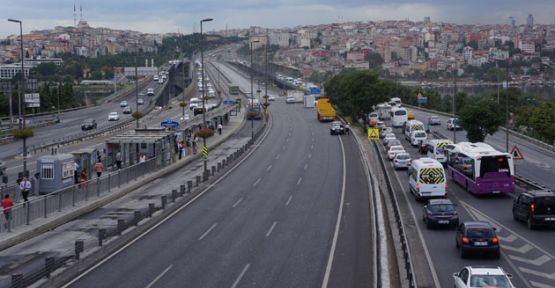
[316,97,336,122]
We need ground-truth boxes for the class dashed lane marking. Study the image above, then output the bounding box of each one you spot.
[253,177,261,187]
[232,198,243,208]
[285,195,293,206]
[304,163,308,170]
[144,265,173,288]
[265,221,277,237]
[266,165,272,172]
[230,264,251,288]
[297,177,302,185]
[275,153,281,160]
[198,223,218,241]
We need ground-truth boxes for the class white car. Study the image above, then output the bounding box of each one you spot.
[138,98,145,105]
[410,130,428,146]
[286,96,296,104]
[388,145,406,160]
[453,266,515,288]
[119,100,128,107]
[268,95,276,101]
[382,133,397,146]
[393,152,412,169]
[447,118,461,130]
[147,88,154,96]
[108,112,119,121]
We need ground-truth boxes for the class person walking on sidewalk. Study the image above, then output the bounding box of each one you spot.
[95,160,104,178]
[139,153,146,164]
[192,136,198,154]
[80,168,88,191]
[115,151,122,170]
[2,194,13,229]
[19,177,32,203]
[344,122,350,135]
[217,123,223,135]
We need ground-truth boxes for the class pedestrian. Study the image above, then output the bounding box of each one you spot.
[19,176,32,203]
[115,151,122,170]
[193,136,198,154]
[74,161,80,184]
[178,141,183,160]
[1,194,14,229]
[80,168,88,191]
[95,160,104,178]
[344,122,350,135]
[139,154,146,163]
[217,123,223,135]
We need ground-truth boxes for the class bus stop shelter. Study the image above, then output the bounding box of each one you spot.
[105,128,178,169]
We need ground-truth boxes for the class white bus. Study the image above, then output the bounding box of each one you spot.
[391,107,408,127]
[390,97,402,106]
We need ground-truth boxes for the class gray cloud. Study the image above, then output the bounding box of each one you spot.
[1,0,554,37]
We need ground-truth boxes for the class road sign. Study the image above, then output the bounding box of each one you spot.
[202,145,208,159]
[367,128,380,141]
[24,93,40,108]
[510,145,524,160]
[160,119,179,129]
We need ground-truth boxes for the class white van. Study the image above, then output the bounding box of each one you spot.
[423,139,453,165]
[404,120,425,140]
[391,107,408,127]
[408,158,447,200]
[189,97,203,110]
[410,130,428,146]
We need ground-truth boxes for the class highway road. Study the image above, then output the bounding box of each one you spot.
[382,119,555,288]
[65,63,373,288]
[409,108,555,189]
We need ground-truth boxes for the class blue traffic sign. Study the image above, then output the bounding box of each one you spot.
[160,119,179,128]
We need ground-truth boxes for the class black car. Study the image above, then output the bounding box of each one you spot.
[193,107,206,115]
[513,190,555,229]
[422,199,459,228]
[455,221,500,259]
[81,119,97,131]
[330,121,344,135]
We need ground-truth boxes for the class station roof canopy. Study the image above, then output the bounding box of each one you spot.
[106,128,175,144]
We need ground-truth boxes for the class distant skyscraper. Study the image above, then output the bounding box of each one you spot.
[527,14,534,28]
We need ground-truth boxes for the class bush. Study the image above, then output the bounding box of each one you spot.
[195,128,214,138]
[132,111,144,120]
[12,128,34,139]
[179,101,188,108]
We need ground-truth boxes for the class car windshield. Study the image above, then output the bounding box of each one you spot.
[396,154,410,160]
[389,140,401,146]
[429,204,455,212]
[391,146,404,151]
[466,228,494,238]
[469,275,510,287]
[385,133,395,138]
[535,196,555,209]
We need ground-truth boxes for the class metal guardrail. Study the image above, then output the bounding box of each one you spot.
[0,157,161,234]
[372,141,417,288]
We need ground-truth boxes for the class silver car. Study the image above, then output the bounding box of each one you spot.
[393,152,412,169]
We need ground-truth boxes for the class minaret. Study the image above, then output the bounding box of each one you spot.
[73,3,77,27]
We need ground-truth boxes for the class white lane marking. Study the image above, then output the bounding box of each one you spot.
[509,255,551,266]
[530,280,555,288]
[253,177,261,187]
[304,163,308,170]
[145,265,173,288]
[312,138,314,142]
[266,165,272,172]
[265,221,278,237]
[308,153,312,159]
[7,164,23,170]
[297,177,302,185]
[518,267,555,280]
[198,223,218,241]
[275,153,281,160]
[497,234,517,243]
[230,264,251,288]
[282,145,286,151]
[311,144,314,150]
[321,136,347,288]
[232,198,243,208]
[391,163,441,288]
[285,195,293,206]
[502,243,533,254]
[60,102,274,288]
[286,138,289,142]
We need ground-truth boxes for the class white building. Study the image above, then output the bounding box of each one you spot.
[463,46,474,62]
[269,32,291,48]
[0,63,31,80]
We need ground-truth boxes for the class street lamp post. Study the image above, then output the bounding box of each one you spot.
[451,61,457,143]
[505,59,511,152]
[264,29,269,122]
[200,18,213,175]
[250,40,260,139]
[8,18,28,176]
[135,57,139,128]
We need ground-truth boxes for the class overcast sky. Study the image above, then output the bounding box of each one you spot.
[1,0,554,38]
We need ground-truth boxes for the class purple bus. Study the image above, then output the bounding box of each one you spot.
[446,142,514,195]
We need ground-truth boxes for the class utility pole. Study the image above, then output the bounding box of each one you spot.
[505,59,510,152]
[135,57,139,128]
[200,18,213,175]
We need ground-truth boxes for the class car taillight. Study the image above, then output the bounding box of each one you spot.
[445,182,448,189]
[531,204,535,213]
[492,237,499,244]
[462,237,470,244]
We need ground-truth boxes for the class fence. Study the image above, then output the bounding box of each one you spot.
[0,157,160,233]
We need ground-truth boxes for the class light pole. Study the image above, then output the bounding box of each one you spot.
[250,40,260,139]
[134,57,139,128]
[200,18,213,175]
[505,59,510,152]
[263,29,269,122]
[451,60,457,143]
[8,18,28,176]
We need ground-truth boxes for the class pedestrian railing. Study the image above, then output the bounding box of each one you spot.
[0,157,160,233]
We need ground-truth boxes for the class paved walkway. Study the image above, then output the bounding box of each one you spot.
[0,105,252,286]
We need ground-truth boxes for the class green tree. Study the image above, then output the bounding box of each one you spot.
[516,100,555,144]
[366,52,384,70]
[458,98,504,142]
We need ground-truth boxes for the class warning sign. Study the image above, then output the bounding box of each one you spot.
[510,145,524,160]
[367,128,380,141]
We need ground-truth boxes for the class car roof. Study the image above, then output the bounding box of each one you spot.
[428,199,453,205]
[525,190,555,197]
[463,221,493,228]
[395,152,410,157]
[466,266,507,276]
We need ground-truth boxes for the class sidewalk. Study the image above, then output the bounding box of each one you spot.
[0,104,258,287]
